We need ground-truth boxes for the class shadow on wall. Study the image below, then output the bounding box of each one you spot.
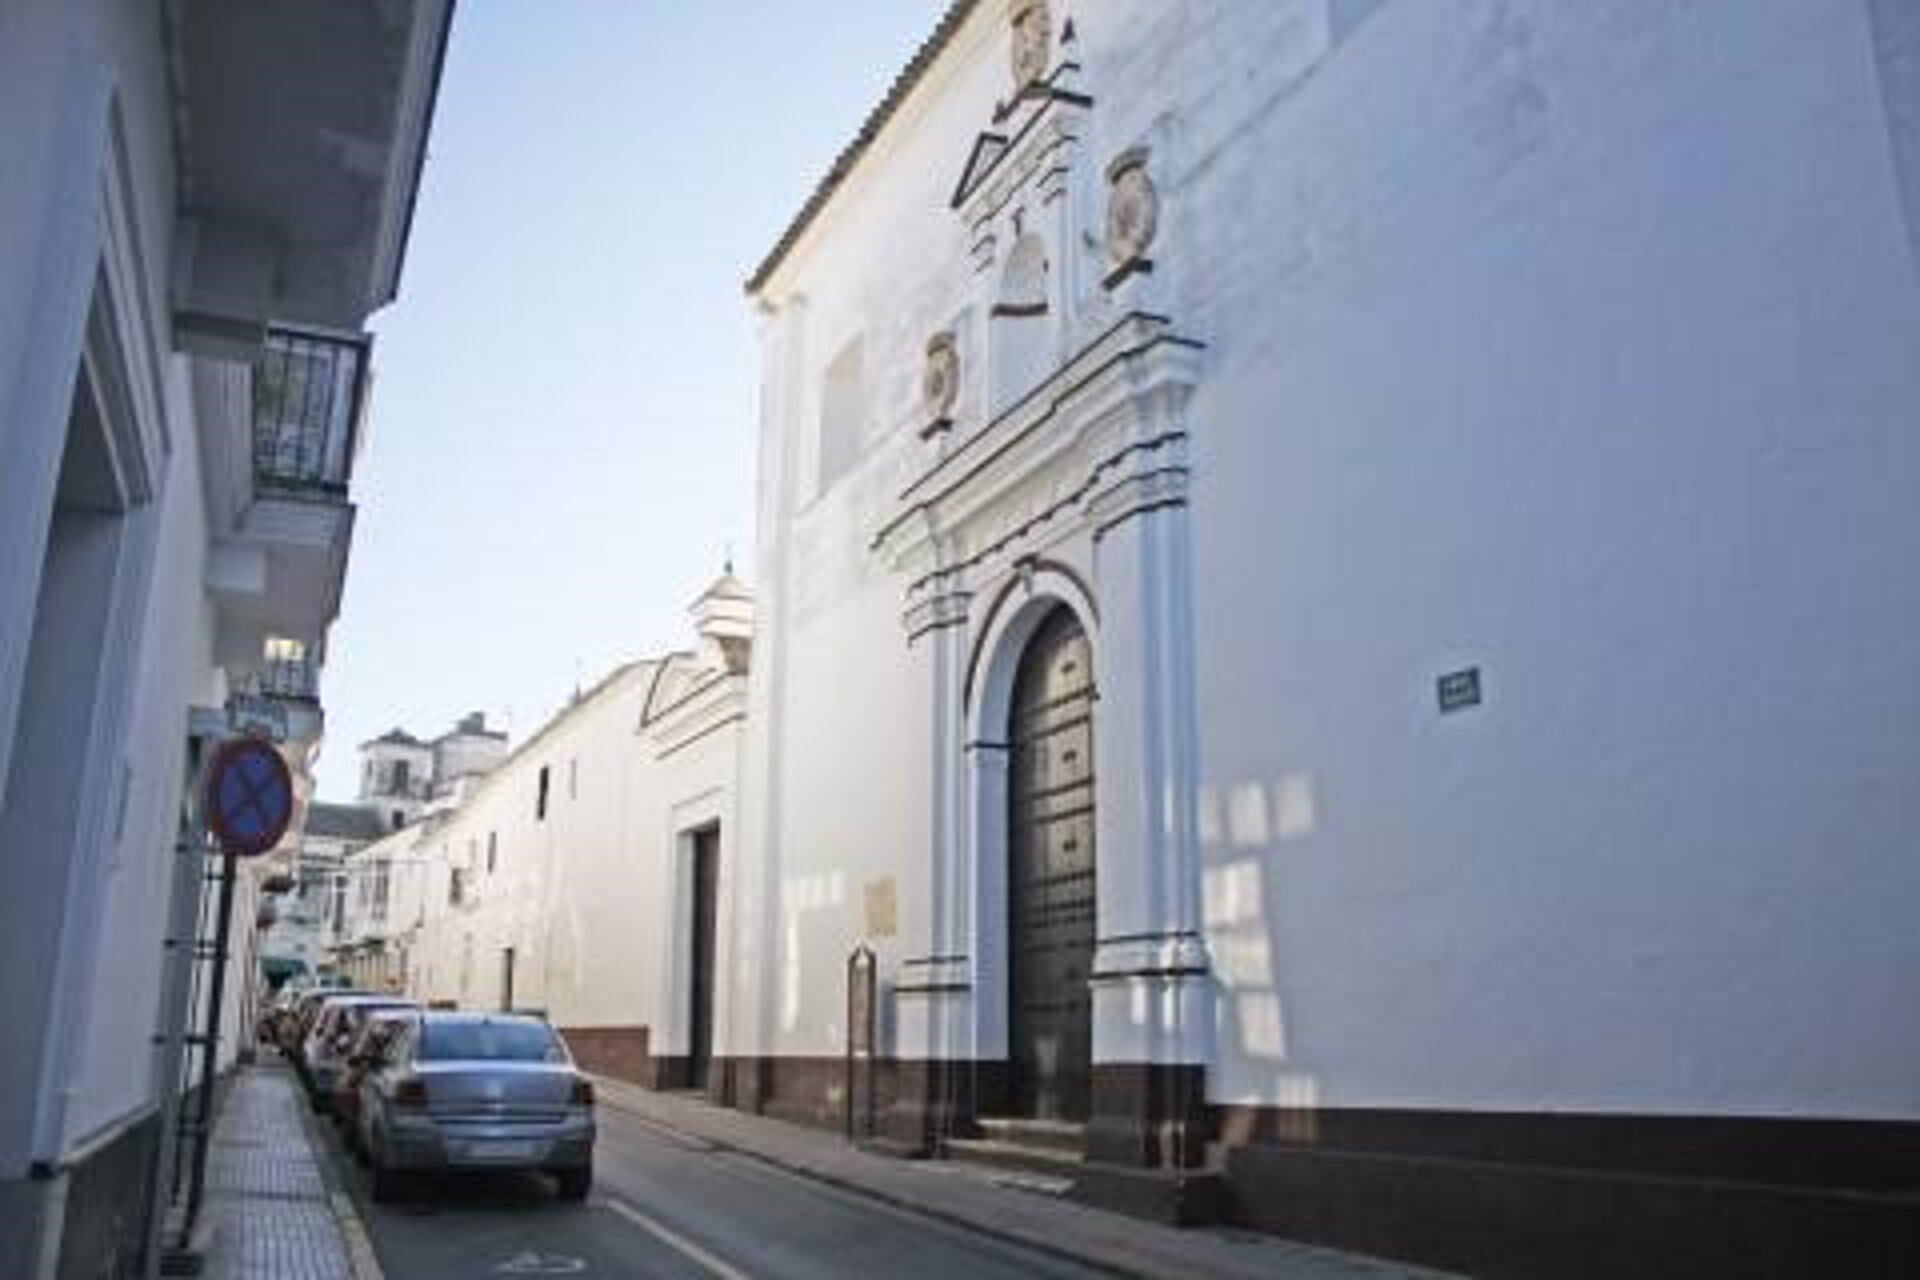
[1200,773,1323,1142]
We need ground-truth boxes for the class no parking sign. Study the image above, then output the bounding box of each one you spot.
[204,736,294,857]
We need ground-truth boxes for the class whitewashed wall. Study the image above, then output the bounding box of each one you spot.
[0,0,225,1170]
[743,0,1920,1121]
[405,641,749,1065]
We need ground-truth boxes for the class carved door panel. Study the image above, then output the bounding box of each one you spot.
[1007,607,1096,1121]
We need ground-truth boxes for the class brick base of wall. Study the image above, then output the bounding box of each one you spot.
[559,1025,652,1088]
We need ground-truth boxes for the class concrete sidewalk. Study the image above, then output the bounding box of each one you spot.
[588,1075,1452,1280]
[196,1065,369,1280]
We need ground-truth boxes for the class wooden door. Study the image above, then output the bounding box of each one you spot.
[1007,607,1096,1121]
[688,827,719,1090]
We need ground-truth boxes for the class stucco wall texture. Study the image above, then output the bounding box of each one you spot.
[742,0,1920,1121]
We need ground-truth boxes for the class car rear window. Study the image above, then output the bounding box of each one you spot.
[416,1020,565,1062]
[344,1002,413,1027]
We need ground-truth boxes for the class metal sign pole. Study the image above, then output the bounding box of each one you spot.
[181,846,238,1238]
[156,731,292,1268]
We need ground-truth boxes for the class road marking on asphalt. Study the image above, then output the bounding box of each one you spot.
[495,1252,588,1274]
[601,1197,755,1280]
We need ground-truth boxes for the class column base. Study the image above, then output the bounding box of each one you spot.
[1085,1061,1209,1168]
[883,1059,1004,1153]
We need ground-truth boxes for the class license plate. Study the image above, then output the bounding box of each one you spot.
[462,1139,539,1161]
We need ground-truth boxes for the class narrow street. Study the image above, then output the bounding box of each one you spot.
[312,1079,1112,1279]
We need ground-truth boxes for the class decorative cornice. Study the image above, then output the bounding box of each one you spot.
[1091,930,1211,982]
[903,587,973,640]
[873,313,1202,603]
[960,86,1090,233]
[643,670,748,760]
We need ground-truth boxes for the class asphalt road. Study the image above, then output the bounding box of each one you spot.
[315,1093,1117,1279]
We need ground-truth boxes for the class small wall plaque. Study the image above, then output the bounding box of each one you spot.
[1437,667,1482,713]
[864,877,898,939]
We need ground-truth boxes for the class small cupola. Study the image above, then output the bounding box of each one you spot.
[691,566,754,675]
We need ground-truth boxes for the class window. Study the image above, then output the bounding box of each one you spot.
[417,1019,564,1063]
[486,831,497,873]
[392,759,411,792]
[536,766,550,820]
[568,758,578,800]
[264,635,305,663]
[448,868,466,906]
[816,337,865,493]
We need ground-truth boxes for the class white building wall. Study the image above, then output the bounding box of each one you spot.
[401,637,749,1083]
[743,0,1920,1127]
[0,21,230,1269]
[65,393,216,1148]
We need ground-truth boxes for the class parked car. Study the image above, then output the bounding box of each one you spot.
[302,994,419,1112]
[281,989,361,1084]
[332,1008,421,1152]
[356,1012,595,1202]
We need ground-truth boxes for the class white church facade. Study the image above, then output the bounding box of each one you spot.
[715,1,1920,1273]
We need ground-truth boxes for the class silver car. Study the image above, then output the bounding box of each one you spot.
[356,1012,595,1202]
[301,994,419,1112]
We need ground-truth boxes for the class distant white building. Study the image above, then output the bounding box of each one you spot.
[719,1,1920,1273]
[0,2,450,1273]
[255,801,390,986]
[310,712,510,989]
[380,574,752,1086]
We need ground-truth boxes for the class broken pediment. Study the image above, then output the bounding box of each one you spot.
[951,131,1010,209]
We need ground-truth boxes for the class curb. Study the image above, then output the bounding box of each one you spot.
[284,1066,384,1280]
[329,1191,385,1280]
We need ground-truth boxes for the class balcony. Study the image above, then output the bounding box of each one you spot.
[258,653,320,703]
[254,328,370,498]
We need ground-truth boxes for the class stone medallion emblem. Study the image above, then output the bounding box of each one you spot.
[1106,149,1159,269]
[1011,1,1051,89]
[922,331,960,428]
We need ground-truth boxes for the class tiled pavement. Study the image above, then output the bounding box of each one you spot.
[201,1065,357,1280]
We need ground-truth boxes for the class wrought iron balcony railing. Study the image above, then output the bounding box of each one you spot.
[253,327,370,497]
[257,656,320,702]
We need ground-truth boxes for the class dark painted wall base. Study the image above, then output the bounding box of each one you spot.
[1212,1106,1920,1191]
[1215,1106,1920,1279]
[1070,1161,1225,1227]
[55,1106,161,1280]
[1223,1141,1920,1280]
[560,1025,652,1089]
[1086,1062,1207,1169]
[613,1052,1920,1278]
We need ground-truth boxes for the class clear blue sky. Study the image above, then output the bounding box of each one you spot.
[319,3,944,797]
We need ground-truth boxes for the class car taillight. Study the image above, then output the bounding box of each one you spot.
[394,1078,429,1109]
[570,1077,595,1107]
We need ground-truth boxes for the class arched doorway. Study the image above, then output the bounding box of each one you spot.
[1006,605,1096,1121]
